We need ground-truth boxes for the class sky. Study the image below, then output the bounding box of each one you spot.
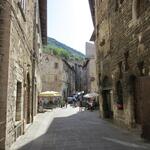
[47,0,94,54]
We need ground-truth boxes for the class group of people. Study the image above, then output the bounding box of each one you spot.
[38,93,98,112]
[79,98,97,112]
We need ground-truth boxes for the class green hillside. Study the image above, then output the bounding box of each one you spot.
[43,37,85,60]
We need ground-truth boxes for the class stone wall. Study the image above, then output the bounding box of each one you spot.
[40,53,76,98]
[5,1,35,148]
[75,63,83,91]
[40,53,64,93]
[94,0,112,118]
[0,1,11,149]
[93,0,150,127]
[108,0,150,127]
[0,0,44,149]
[86,42,98,93]
[62,59,75,97]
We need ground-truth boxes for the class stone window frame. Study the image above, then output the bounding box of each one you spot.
[132,0,147,21]
[54,62,59,69]
[19,0,26,11]
[115,0,125,12]
[120,0,124,4]
[130,0,150,27]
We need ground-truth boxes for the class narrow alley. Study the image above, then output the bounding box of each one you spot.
[1,0,150,149]
[11,106,150,150]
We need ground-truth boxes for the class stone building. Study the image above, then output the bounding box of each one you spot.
[89,0,150,139]
[40,53,64,92]
[74,62,83,92]
[85,42,98,93]
[40,53,75,98]
[62,59,76,98]
[82,59,90,93]
[0,0,47,149]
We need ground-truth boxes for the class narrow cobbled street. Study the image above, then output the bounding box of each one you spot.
[11,106,150,150]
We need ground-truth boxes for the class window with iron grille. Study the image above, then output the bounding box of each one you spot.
[54,62,58,69]
[16,81,22,121]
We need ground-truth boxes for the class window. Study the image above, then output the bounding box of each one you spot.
[115,0,124,11]
[55,75,57,81]
[116,81,123,110]
[54,62,58,69]
[136,0,145,18]
[18,0,26,21]
[19,0,26,11]
[132,0,145,20]
[118,61,123,78]
[96,24,99,37]
[97,0,102,7]
[0,6,2,15]
[45,57,49,62]
[15,82,22,121]
[120,0,124,5]
[115,0,119,11]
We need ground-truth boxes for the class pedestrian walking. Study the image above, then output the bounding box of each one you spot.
[73,96,77,107]
[89,99,93,112]
[38,99,43,112]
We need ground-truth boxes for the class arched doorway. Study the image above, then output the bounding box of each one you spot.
[129,75,141,124]
[25,73,31,124]
[116,80,124,110]
[102,76,113,118]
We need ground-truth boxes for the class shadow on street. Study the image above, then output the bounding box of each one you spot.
[12,107,150,150]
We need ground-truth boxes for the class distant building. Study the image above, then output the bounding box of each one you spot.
[62,59,76,98]
[85,42,98,93]
[74,63,82,92]
[40,53,75,98]
[40,53,64,92]
[82,59,90,93]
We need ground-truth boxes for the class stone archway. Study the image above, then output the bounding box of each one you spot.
[116,80,123,110]
[128,75,141,124]
[133,76,150,140]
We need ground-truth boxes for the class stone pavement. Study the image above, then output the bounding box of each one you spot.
[11,105,150,150]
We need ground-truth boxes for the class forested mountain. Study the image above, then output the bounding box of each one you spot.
[43,37,85,60]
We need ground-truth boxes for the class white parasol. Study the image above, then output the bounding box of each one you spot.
[83,92,99,98]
